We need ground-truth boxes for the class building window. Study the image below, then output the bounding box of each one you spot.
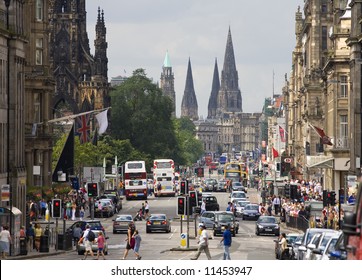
[340,75,348,98]
[340,115,348,138]
[322,26,328,50]
[34,93,41,123]
[36,0,44,21]
[321,1,328,13]
[36,38,43,65]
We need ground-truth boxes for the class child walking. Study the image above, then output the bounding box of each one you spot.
[96,231,106,260]
[132,230,142,260]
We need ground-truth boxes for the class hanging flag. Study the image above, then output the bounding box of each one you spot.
[279,125,286,142]
[95,109,108,135]
[310,124,333,146]
[272,147,279,158]
[75,114,91,144]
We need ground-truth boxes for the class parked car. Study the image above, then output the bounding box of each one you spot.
[235,200,250,217]
[112,214,134,234]
[255,215,280,236]
[202,178,218,192]
[100,192,122,212]
[199,211,215,229]
[146,214,171,233]
[77,230,109,255]
[66,220,105,236]
[295,228,337,260]
[212,211,239,237]
[290,234,303,260]
[306,230,341,260]
[99,198,116,214]
[242,204,261,220]
[310,231,342,260]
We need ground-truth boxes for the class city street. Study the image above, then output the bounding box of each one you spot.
[23,187,298,260]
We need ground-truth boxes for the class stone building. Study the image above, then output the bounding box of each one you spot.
[49,1,110,116]
[160,51,176,117]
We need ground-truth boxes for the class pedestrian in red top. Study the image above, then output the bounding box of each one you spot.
[96,231,106,260]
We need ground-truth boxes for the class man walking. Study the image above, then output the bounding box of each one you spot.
[272,195,281,215]
[220,225,232,260]
[191,224,211,260]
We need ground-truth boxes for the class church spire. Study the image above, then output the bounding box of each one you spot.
[94,7,108,78]
[181,58,198,120]
[217,27,242,114]
[207,58,220,119]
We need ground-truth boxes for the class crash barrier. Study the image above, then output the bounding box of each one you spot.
[285,214,309,232]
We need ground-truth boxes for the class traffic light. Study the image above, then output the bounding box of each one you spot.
[323,190,328,207]
[189,190,198,214]
[177,196,186,215]
[180,180,188,195]
[87,182,98,197]
[284,184,290,198]
[330,191,336,206]
[52,199,62,218]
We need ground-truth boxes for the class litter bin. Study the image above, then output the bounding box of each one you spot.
[19,237,27,255]
[39,235,49,253]
[57,233,73,250]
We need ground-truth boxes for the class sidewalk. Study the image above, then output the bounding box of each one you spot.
[6,246,67,260]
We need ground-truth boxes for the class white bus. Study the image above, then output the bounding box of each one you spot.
[153,159,176,197]
[124,160,147,200]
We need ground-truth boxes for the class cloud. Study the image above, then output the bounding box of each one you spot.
[86,0,304,117]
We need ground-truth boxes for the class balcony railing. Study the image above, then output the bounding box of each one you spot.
[335,137,349,149]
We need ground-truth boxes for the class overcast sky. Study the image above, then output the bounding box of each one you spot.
[86,0,304,118]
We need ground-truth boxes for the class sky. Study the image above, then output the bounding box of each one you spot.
[86,0,304,118]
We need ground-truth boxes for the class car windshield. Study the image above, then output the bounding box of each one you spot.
[245,205,259,211]
[237,201,249,207]
[258,217,276,223]
[150,215,166,220]
[326,238,338,254]
[217,214,234,222]
[233,182,242,187]
[116,216,132,221]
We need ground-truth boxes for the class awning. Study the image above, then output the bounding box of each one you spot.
[306,157,334,169]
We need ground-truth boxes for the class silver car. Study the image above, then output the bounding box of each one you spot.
[199,211,215,228]
[77,230,109,255]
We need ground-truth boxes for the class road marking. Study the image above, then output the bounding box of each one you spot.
[168,228,177,239]
[108,244,126,249]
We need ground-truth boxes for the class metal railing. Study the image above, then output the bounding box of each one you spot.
[285,214,309,232]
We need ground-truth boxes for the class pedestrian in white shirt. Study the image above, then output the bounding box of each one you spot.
[191,224,211,260]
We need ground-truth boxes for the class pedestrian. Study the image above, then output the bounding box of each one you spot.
[66,200,72,220]
[79,206,85,221]
[19,225,26,238]
[78,224,94,260]
[132,229,142,260]
[157,182,162,195]
[144,201,150,219]
[279,233,288,260]
[0,225,12,259]
[95,231,106,260]
[122,222,136,259]
[220,224,232,260]
[141,203,145,217]
[71,201,77,221]
[40,199,47,217]
[34,223,42,251]
[200,199,206,215]
[73,224,83,247]
[26,224,35,252]
[272,195,281,215]
[191,224,211,260]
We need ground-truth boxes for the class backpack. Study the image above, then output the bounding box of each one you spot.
[87,230,95,242]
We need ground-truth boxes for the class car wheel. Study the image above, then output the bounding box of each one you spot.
[275,231,280,236]
[213,230,216,236]
[242,216,245,220]
[113,230,116,234]
[256,230,259,236]
[146,229,151,233]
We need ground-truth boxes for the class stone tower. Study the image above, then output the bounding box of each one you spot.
[181,58,198,120]
[217,27,242,114]
[49,1,110,115]
[160,51,176,117]
[207,58,220,119]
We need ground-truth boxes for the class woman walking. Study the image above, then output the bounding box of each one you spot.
[0,225,12,259]
[132,230,142,260]
[122,222,135,259]
[95,231,106,260]
[34,223,43,251]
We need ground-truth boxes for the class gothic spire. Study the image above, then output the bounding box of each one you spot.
[207,58,220,119]
[181,58,198,120]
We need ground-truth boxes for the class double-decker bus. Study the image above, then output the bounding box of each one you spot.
[153,159,176,197]
[124,161,147,200]
[224,162,248,186]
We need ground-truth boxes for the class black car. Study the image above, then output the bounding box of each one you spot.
[242,204,261,220]
[213,211,239,237]
[202,179,218,192]
[255,216,280,236]
[204,195,220,211]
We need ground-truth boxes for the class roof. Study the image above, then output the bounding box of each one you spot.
[163,51,171,67]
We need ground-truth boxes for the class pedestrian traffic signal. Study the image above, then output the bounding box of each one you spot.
[52,199,62,218]
[87,182,98,197]
[177,196,186,215]
[180,180,188,195]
